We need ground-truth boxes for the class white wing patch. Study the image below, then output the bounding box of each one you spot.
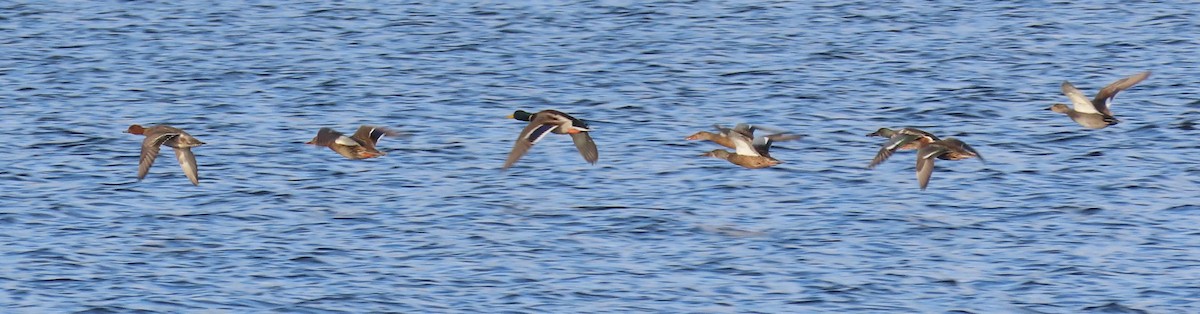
[731,135,760,156]
[335,136,360,146]
[1062,81,1100,114]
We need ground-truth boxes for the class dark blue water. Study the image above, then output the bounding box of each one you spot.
[2,1,1199,313]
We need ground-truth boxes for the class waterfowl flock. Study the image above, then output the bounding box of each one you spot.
[127,71,1150,190]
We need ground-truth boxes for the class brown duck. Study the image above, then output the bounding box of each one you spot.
[126,124,205,186]
[915,138,984,190]
[866,127,941,169]
[700,124,801,169]
[306,125,398,160]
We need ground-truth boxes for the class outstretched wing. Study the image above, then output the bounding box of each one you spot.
[174,148,199,186]
[137,132,177,181]
[753,133,802,158]
[959,141,985,163]
[502,114,566,170]
[351,125,399,149]
[916,155,936,191]
[867,134,914,169]
[1061,81,1101,114]
[1092,71,1150,117]
[570,132,599,165]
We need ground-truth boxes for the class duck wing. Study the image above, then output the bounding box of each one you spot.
[957,141,985,163]
[753,133,802,158]
[868,133,920,169]
[137,132,177,181]
[309,128,349,146]
[503,115,565,170]
[1061,81,1101,114]
[1092,71,1150,117]
[915,144,951,190]
[916,154,937,191]
[174,148,199,186]
[351,125,399,149]
[570,132,599,165]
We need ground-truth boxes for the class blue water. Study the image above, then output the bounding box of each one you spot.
[2,1,1199,313]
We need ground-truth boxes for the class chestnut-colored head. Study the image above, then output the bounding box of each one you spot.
[126,124,146,135]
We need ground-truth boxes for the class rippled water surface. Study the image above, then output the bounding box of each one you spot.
[3,1,1200,313]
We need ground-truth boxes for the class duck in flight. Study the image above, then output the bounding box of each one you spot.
[1048,71,1150,129]
[503,110,599,170]
[865,127,941,169]
[914,138,984,190]
[698,124,802,169]
[306,125,399,160]
[126,124,205,186]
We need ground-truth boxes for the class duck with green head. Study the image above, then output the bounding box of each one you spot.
[503,110,598,170]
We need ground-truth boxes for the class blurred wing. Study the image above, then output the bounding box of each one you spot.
[503,120,560,170]
[1061,81,1100,114]
[918,144,948,161]
[137,133,175,181]
[960,142,985,163]
[310,128,347,146]
[868,134,917,169]
[1092,71,1150,116]
[174,148,199,186]
[711,124,732,136]
[352,125,399,147]
[916,156,936,190]
[570,132,599,165]
[753,133,802,157]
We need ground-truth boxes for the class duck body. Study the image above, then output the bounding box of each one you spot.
[701,149,780,169]
[307,125,398,160]
[1047,105,1118,129]
[504,109,599,170]
[126,124,205,186]
[1048,71,1150,129]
